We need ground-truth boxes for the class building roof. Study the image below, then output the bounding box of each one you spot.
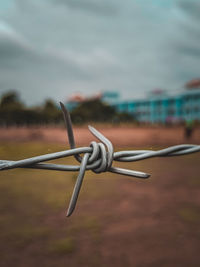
[68,93,85,103]
[185,79,200,89]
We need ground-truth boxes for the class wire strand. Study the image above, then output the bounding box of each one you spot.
[0,102,199,217]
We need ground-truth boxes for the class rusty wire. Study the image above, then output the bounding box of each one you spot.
[0,102,200,217]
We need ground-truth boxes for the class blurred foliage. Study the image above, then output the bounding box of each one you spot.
[0,142,200,266]
[0,90,135,126]
[0,90,24,109]
[70,99,135,124]
[0,91,62,126]
[49,237,76,254]
[41,99,63,124]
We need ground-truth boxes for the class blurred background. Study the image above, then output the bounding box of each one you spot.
[0,0,200,266]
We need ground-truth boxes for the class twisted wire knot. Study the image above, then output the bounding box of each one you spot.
[0,102,199,217]
[88,141,112,173]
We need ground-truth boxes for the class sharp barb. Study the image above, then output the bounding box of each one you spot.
[0,102,200,217]
[60,102,75,149]
[109,167,150,179]
[60,102,82,162]
[66,153,89,217]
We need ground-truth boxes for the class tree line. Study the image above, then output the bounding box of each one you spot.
[0,91,135,126]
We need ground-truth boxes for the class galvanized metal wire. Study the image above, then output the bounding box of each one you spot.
[0,102,200,216]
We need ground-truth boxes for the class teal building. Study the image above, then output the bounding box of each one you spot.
[113,88,200,123]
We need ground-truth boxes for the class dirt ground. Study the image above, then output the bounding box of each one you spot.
[0,125,200,146]
[0,127,200,267]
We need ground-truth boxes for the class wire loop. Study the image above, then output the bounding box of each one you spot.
[0,102,199,217]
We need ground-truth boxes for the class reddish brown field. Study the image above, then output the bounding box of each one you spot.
[0,125,200,146]
[0,126,199,267]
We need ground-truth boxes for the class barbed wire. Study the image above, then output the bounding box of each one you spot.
[0,102,200,217]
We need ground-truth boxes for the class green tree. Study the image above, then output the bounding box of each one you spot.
[70,99,116,123]
[70,99,135,124]
[42,99,62,124]
[0,90,24,109]
[0,90,25,125]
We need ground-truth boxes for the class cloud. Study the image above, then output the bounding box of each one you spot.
[0,23,93,103]
[0,0,200,104]
[161,0,200,86]
[55,0,118,16]
[178,0,200,22]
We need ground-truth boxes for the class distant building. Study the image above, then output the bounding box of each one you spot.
[65,81,200,123]
[114,81,200,123]
[185,79,200,89]
[102,91,120,105]
[65,91,119,111]
[66,93,85,111]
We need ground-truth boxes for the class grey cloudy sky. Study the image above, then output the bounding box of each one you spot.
[0,0,200,105]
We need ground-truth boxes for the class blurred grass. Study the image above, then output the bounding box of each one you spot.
[49,237,76,254]
[0,142,117,265]
[178,206,200,224]
[0,141,199,266]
